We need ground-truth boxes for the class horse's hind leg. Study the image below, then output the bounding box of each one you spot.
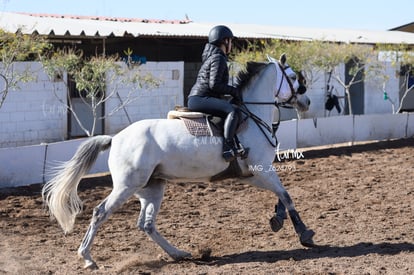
[78,185,137,269]
[269,198,287,232]
[136,178,192,260]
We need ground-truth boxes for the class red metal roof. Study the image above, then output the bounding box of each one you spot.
[15,12,192,25]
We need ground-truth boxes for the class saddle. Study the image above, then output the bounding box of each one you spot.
[167,106,252,181]
[167,107,223,137]
[167,106,247,137]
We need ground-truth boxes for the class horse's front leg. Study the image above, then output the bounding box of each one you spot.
[288,208,315,247]
[249,171,315,247]
[277,186,315,247]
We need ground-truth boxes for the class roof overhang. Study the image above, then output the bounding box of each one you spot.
[2,11,414,45]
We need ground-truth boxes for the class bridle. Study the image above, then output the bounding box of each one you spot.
[243,61,299,107]
[239,62,302,147]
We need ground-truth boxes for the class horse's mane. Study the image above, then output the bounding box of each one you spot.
[235,62,268,91]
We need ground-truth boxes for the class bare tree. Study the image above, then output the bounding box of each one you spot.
[42,48,161,136]
[234,40,392,115]
[397,64,414,113]
[365,43,414,113]
[0,29,50,108]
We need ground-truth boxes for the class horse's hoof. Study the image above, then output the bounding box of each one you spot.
[84,260,98,270]
[171,250,192,261]
[269,215,284,232]
[300,229,316,247]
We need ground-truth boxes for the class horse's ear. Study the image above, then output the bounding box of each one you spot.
[266,54,277,63]
[280,53,287,65]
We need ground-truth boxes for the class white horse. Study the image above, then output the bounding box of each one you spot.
[42,54,314,269]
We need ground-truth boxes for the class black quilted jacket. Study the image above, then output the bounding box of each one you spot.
[188,43,238,98]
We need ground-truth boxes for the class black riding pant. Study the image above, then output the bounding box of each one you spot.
[187,95,240,144]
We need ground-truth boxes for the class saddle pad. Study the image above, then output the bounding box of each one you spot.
[181,117,221,137]
[167,110,205,119]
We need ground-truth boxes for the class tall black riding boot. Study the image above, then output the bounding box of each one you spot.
[222,110,239,162]
[222,139,236,162]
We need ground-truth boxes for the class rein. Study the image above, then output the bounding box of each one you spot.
[239,62,297,147]
[240,102,293,148]
[240,103,277,148]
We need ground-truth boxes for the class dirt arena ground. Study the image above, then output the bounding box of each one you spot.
[0,138,413,274]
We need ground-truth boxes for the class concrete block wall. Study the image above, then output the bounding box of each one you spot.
[364,64,400,114]
[43,138,109,183]
[0,144,46,186]
[353,113,408,142]
[301,70,331,119]
[276,119,297,150]
[0,60,404,148]
[408,113,414,137]
[296,115,354,148]
[2,113,412,188]
[301,62,400,118]
[105,62,184,134]
[291,113,413,148]
[0,61,184,148]
[0,62,67,148]
[0,138,109,188]
[183,62,201,105]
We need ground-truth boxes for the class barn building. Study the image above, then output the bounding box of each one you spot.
[1,11,414,148]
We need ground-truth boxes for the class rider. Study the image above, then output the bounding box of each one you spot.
[187,25,248,162]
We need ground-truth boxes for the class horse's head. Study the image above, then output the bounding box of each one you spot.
[268,54,310,112]
[235,55,310,117]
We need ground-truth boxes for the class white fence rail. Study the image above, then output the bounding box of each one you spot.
[1,113,413,188]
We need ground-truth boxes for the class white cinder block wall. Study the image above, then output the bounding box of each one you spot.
[0,59,403,148]
[364,63,400,114]
[0,61,184,148]
[0,62,67,148]
[299,70,330,119]
[301,62,400,118]
[105,61,184,134]
[301,64,346,118]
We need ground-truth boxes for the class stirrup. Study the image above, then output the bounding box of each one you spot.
[235,143,249,159]
[222,149,236,162]
[237,147,249,159]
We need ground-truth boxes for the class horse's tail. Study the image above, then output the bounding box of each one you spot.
[42,135,112,234]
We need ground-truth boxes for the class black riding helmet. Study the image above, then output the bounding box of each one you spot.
[208,25,234,46]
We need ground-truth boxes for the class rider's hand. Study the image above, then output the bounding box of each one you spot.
[231,90,242,105]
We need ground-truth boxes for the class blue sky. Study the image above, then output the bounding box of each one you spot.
[1,0,412,31]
